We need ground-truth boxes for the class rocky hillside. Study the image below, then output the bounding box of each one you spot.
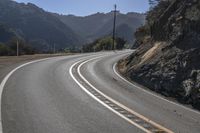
[54,12,145,44]
[0,0,82,52]
[119,0,200,109]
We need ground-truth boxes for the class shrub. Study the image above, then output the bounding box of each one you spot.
[0,43,12,56]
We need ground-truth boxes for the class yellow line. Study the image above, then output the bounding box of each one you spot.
[70,55,174,133]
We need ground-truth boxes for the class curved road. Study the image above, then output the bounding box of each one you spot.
[1,51,200,133]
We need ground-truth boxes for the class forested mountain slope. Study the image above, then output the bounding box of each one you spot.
[54,12,145,44]
[0,0,82,51]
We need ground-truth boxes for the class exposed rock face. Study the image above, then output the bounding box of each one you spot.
[120,0,200,109]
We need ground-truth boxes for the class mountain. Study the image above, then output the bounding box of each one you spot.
[0,0,82,52]
[119,0,200,109]
[0,0,145,52]
[54,12,145,44]
[0,23,17,43]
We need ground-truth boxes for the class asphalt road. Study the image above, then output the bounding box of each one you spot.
[1,51,200,133]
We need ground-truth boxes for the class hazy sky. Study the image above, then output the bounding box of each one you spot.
[15,0,149,16]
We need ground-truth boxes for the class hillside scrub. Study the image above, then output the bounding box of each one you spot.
[120,0,200,109]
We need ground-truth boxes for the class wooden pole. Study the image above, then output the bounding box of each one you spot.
[17,40,19,56]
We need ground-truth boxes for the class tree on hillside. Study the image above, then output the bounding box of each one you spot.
[149,0,161,10]
[115,38,126,50]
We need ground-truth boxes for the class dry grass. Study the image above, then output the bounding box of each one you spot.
[140,42,161,65]
[130,42,164,70]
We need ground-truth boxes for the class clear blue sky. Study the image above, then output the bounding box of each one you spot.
[15,0,149,16]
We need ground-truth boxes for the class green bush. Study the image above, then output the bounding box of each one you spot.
[82,36,126,52]
[0,43,12,56]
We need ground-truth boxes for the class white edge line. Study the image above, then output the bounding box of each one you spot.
[0,53,108,133]
[0,57,56,133]
[69,56,173,133]
[0,52,111,133]
[78,57,173,133]
[113,63,200,116]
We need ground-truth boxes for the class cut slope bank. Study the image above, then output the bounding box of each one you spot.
[119,0,200,110]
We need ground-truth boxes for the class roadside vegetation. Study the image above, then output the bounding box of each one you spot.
[0,37,35,56]
[82,37,126,52]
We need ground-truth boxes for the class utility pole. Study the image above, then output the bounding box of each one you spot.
[17,40,19,56]
[112,4,118,51]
